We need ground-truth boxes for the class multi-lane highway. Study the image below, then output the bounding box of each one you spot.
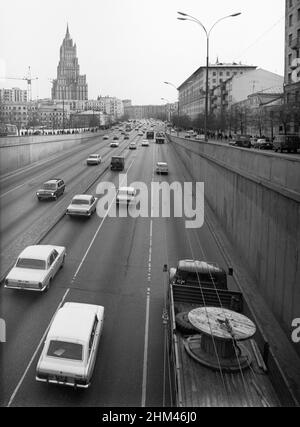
[0,125,239,407]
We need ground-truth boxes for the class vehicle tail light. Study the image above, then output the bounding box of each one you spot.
[4,279,8,286]
[39,282,43,289]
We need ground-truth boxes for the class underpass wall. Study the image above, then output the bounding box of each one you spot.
[0,132,101,175]
[168,135,300,341]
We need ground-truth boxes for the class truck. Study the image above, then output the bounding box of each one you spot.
[166,259,283,407]
[146,131,155,140]
[110,156,125,172]
[155,132,166,144]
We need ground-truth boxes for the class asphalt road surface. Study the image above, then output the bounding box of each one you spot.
[0,128,238,407]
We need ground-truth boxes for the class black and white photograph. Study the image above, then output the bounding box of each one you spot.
[0,0,299,412]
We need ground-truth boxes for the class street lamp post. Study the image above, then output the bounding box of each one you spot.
[164,82,180,135]
[177,11,241,142]
[161,98,171,131]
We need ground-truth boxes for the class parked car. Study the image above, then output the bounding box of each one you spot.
[169,260,228,290]
[113,136,119,141]
[66,195,98,218]
[273,134,300,153]
[103,135,109,140]
[184,134,191,139]
[124,134,130,140]
[195,134,205,141]
[156,162,169,175]
[253,138,273,150]
[86,154,102,165]
[129,142,137,150]
[116,187,136,205]
[36,302,104,388]
[4,245,66,292]
[111,156,125,171]
[230,135,252,149]
[37,179,65,201]
[142,140,149,147]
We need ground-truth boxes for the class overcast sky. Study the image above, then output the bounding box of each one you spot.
[0,0,285,104]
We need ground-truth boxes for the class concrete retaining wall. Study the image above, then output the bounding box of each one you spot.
[169,135,300,341]
[0,132,101,175]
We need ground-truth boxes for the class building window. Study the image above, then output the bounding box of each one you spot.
[289,14,293,27]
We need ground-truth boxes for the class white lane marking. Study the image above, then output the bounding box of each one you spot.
[72,159,135,282]
[0,137,114,198]
[7,288,70,407]
[147,220,153,282]
[141,287,151,407]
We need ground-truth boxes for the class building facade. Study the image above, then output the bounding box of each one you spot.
[52,25,88,101]
[178,62,257,121]
[284,0,300,134]
[0,87,28,103]
[124,104,169,120]
[0,102,29,128]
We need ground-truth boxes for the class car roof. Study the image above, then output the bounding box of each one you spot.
[19,245,60,260]
[89,154,100,156]
[47,303,104,344]
[44,179,61,185]
[72,194,93,201]
[157,162,167,166]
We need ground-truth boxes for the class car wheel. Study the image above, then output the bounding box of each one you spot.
[60,255,65,269]
[45,278,52,292]
[37,197,42,201]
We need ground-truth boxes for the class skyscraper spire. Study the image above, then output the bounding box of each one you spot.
[66,23,70,39]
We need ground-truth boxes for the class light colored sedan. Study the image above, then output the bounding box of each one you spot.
[66,195,98,218]
[129,142,137,150]
[116,187,136,205]
[4,245,66,292]
[36,302,104,388]
[142,140,149,147]
[110,141,119,148]
[103,135,109,140]
[156,162,169,175]
[87,154,102,165]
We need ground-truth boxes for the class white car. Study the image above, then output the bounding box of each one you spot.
[195,134,206,141]
[4,245,66,292]
[129,142,137,150]
[66,195,98,218]
[86,154,102,165]
[156,162,169,175]
[116,187,136,205]
[110,141,119,148]
[36,302,104,389]
[142,140,149,147]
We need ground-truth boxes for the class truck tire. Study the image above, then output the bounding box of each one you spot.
[175,312,198,335]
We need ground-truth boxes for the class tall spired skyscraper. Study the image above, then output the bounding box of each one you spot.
[52,25,88,101]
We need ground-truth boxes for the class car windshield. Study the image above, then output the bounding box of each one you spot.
[16,258,46,270]
[43,183,56,190]
[89,155,98,159]
[72,199,90,205]
[47,340,83,361]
